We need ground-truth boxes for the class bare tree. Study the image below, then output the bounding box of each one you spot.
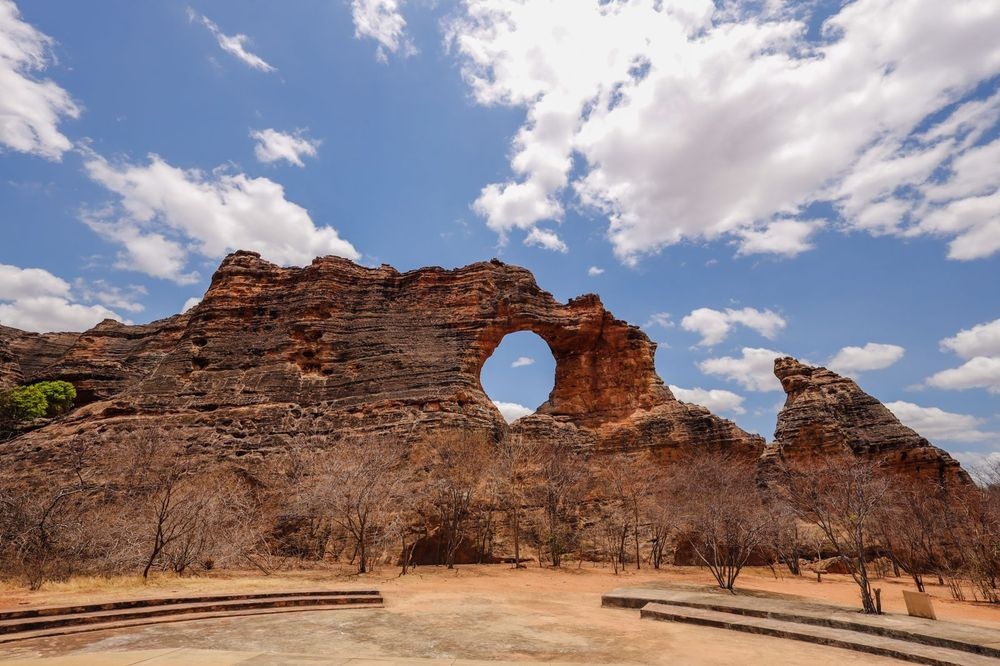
[422,430,491,568]
[878,475,956,592]
[779,455,894,613]
[305,435,408,574]
[104,430,226,579]
[599,454,655,570]
[673,452,772,592]
[530,440,588,567]
[0,485,88,589]
[491,432,535,568]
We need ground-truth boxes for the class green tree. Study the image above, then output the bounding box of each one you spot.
[33,381,76,416]
[0,385,48,422]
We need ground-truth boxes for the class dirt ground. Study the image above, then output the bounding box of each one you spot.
[1,563,998,664]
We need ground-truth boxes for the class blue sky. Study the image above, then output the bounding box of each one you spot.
[0,0,998,465]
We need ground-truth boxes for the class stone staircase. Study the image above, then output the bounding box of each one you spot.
[603,586,1000,665]
[0,590,383,644]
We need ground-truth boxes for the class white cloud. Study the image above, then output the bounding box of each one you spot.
[182,296,202,313]
[493,400,533,423]
[669,385,746,415]
[925,318,1000,394]
[587,266,604,276]
[73,278,146,313]
[0,262,71,299]
[251,128,320,167]
[524,227,568,253]
[446,0,1000,264]
[81,151,360,284]
[351,0,416,63]
[885,401,995,443]
[827,342,905,376]
[926,357,1000,395]
[189,10,275,72]
[644,312,673,330]
[698,347,785,392]
[735,219,825,258]
[511,356,534,368]
[0,0,80,159]
[940,318,1000,359]
[681,307,785,346]
[0,264,124,332]
[952,450,1000,480]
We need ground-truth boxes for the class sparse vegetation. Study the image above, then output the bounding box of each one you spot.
[2,421,998,612]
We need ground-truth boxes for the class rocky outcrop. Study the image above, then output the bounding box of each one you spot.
[0,333,21,390]
[767,357,969,484]
[0,325,79,385]
[0,252,764,478]
[34,316,191,405]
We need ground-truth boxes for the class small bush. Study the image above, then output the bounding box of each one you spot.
[33,381,77,416]
[0,385,48,422]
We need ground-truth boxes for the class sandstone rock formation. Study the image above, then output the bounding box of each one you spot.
[0,325,79,389]
[0,252,764,478]
[767,357,969,484]
[0,333,21,390]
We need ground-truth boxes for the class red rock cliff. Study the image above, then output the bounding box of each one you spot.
[1,252,764,474]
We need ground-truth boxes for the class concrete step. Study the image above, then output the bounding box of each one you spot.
[603,587,1000,659]
[0,590,380,621]
[0,594,382,639]
[641,603,1000,666]
[0,602,383,645]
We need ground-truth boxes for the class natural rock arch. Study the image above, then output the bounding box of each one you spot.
[1,252,764,478]
[476,330,557,419]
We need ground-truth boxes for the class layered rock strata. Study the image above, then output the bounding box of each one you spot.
[767,357,970,484]
[0,252,764,477]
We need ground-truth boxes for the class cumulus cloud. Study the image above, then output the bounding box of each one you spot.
[182,296,202,313]
[698,347,785,392]
[189,9,275,72]
[643,312,673,330]
[251,128,320,167]
[926,357,1000,394]
[493,400,532,423]
[445,0,1000,264]
[351,0,415,63]
[0,264,124,332]
[73,278,146,313]
[827,343,905,377]
[940,318,1000,359]
[952,450,1000,481]
[669,385,746,415]
[886,401,995,443]
[81,151,360,284]
[524,227,568,253]
[511,356,534,368]
[587,266,604,276]
[735,219,825,258]
[926,318,1000,394]
[681,307,785,347]
[0,0,80,159]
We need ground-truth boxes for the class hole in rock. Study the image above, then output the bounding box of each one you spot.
[479,331,555,423]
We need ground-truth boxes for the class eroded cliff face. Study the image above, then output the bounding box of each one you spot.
[0,252,764,476]
[767,357,970,484]
[0,325,79,389]
[0,333,22,390]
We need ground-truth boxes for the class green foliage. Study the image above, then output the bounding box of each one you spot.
[32,381,76,416]
[0,385,48,422]
[0,380,76,428]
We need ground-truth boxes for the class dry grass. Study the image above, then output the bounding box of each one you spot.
[3,562,1000,629]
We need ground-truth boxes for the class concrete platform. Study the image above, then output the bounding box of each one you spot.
[641,603,999,666]
[0,592,383,645]
[604,585,1000,664]
[0,648,603,665]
